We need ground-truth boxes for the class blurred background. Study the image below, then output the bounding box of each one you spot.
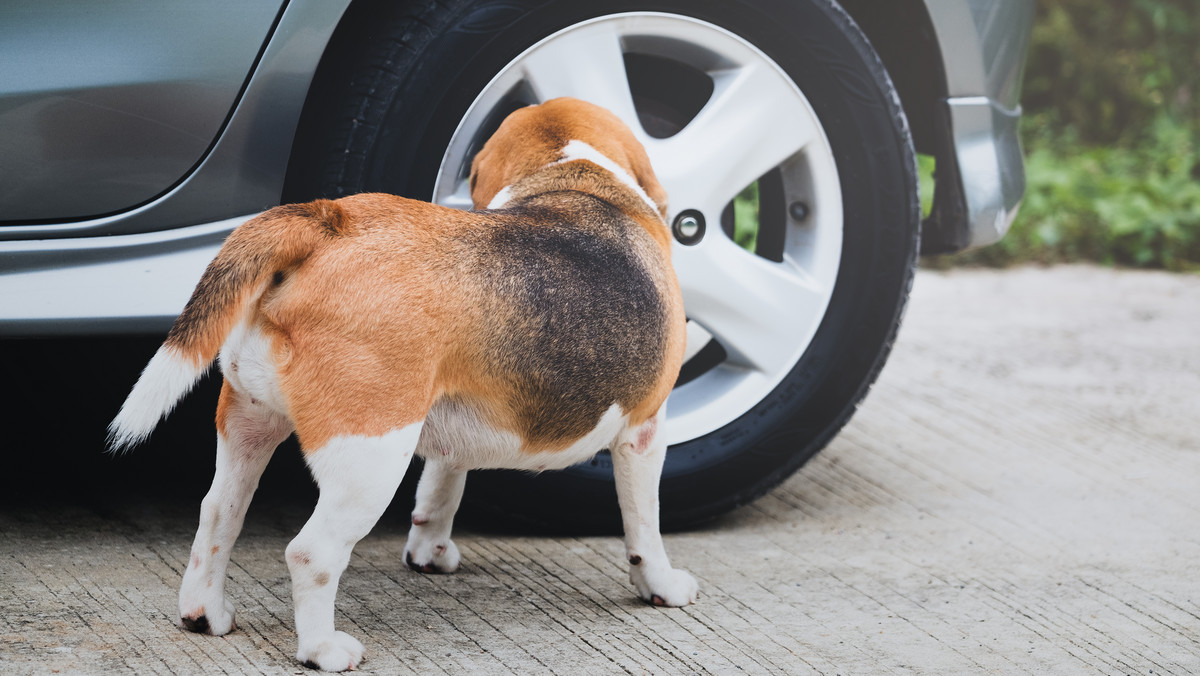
[931,0,1200,270]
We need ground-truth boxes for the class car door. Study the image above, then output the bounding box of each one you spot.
[0,0,285,224]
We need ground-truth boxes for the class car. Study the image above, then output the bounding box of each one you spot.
[0,0,1035,530]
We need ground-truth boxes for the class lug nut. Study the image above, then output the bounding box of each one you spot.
[672,210,706,246]
[789,201,810,222]
[676,215,700,238]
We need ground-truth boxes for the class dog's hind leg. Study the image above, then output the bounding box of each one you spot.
[404,460,467,574]
[611,406,698,607]
[179,381,292,635]
[285,423,422,672]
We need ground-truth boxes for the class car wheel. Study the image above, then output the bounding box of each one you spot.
[286,0,919,531]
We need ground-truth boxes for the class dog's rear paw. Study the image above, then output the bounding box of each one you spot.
[403,537,460,574]
[180,599,236,635]
[631,566,699,607]
[298,630,364,672]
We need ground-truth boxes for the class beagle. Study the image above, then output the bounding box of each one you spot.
[110,97,698,672]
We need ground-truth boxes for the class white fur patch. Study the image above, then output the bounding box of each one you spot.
[109,345,207,451]
[611,404,698,606]
[302,425,422,499]
[486,185,515,209]
[403,461,466,573]
[288,423,423,670]
[219,320,288,416]
[417,399,627,472]
[178,400,291,636]
[555,139,660,215]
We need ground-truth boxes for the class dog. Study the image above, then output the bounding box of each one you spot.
[110,97,698,672]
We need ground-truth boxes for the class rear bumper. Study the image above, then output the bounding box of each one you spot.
[944,95,1025,248]
[922,0,1034,252]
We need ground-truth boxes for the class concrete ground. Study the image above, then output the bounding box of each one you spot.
[2,265,1198,675]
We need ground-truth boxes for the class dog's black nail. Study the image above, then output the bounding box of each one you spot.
[407,551,447,574]
[302,659,321,670]
[182,615,209,633]
[405,551,424,572]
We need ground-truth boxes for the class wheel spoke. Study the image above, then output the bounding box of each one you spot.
[520,24,642,133]
[648,61,818,220]
[438,186,474,211]
[674,235,828,375]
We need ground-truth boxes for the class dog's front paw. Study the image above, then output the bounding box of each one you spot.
[180,598,236,635]
[631,565,699,607]
[403,536,460,574]
[298,630,364,672]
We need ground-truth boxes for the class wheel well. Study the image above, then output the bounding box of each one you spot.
[838,0,971,254]
[282,0,440,203]
[837,0,945,156]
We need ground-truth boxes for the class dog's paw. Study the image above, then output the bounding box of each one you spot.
[180,598,236,636]
[631,565,699,607]
[298,630,364,672]
[403,537,460,574]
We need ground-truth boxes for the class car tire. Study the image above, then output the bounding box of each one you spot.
[285,0,919,532]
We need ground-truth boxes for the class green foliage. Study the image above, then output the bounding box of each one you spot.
[917,154,935,219]
[1021,0,1198,146]
[954,118,1200,271]
[732,181,759,252]
[936,0,1200,271]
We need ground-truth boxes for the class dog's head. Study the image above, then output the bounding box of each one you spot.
[469,97,668,219]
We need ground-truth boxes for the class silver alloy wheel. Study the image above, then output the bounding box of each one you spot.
[433,12,842,446]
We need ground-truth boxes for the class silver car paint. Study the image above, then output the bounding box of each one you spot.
[927,0,1035,247]
[0,0,286,222]
[0,0,1034,335]
[0,0,352,335]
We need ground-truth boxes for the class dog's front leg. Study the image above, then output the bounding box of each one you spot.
[180,383,292,635]
[286,424,421,672]
[611,407,698,607]
[404,459,467,574]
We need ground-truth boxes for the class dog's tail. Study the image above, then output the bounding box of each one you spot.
[107,200,349,451]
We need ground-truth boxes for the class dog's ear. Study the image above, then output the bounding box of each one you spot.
[469,151,504,209]
[468,147,489,208]
[469,115,535,210]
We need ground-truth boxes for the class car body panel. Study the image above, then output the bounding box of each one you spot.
[0,0,351,241]
[0,0,1033,335]
[923,0,1034,247]
[0,216,242,334]
[0,0,286,223]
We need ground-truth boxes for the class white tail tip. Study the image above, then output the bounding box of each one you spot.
[108,346,207,452]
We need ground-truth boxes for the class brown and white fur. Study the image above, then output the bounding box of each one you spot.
[110,97,697,672]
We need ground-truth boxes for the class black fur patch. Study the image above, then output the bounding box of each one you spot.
[469,193,668,447]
